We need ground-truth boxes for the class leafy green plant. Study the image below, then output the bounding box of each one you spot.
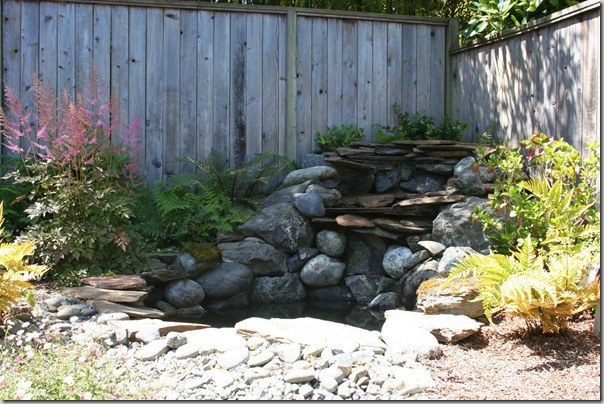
[375,104,469,143]
[473,133,600,256]
[315,124,365,153]
[461,0,578,40]
[447,236,600,333]
[0,71,147,285]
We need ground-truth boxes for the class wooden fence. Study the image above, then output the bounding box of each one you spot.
[451,0,600,157]
[1,0,455,184]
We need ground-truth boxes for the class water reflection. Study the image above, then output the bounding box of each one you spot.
[175,301,386,331]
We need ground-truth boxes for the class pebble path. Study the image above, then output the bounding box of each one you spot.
[11,294,441,400]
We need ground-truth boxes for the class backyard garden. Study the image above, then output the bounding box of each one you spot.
[0,62,599,399]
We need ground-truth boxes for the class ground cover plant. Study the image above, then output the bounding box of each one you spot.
[314,124,365,153]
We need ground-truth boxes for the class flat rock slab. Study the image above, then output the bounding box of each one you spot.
[139,268,190,285]
[395,195,466,208]
[235,317,387,352]
[335,214,375,228]
[90,300,166,319]
[81,275,147,290]
[107,319,210,338]
[62,286,148,303]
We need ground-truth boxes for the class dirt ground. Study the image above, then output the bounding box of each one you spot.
[418,311,601,400]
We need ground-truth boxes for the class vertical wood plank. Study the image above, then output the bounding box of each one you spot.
[230,13,246,167]
[128,6,146,179]
[341,20,357,126]
[92,5,111,105]
[415,24,431,114]
[372,22,387,139]
[285,9,297,160]
[534,24,558,138]
[162,9,180,178]
[326,18,343,129]
[179,9,197,172]
[246,13,263,157]
[197,10,214,162]
[213,12,230,159]
[557,18,582,149]
[110,5,129,142]
[386,22,403,127]
[262,14,280,154]
[429,26,445,121]
[74,3,93,92]
[277,14,287,156]
[20,0,39,154]
[296,16,312,162]
[311,17,328,147]
[580,11,599,154]
[39,1,57,91]
[1,1,21,157]
[145,8,164,186]
[357,21,372,138]
[401,24,416,114]
[57,2,76,98]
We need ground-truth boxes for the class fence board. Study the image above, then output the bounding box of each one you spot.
[357,21,373,139]
[20,1,39,154]
[230,13,246,167]
[429,26,445,120]
[162,9,180,177]
[111,5,129,141]
[128,7,146,171]
[74,3,93,91]
[415,25,431,114]
[311,18,328,146]
[401,24,416,114]
[92,5,111,106]
[372,22,387,136]
[197,10,214,163]
[212,12,230,159]
[179,10,198,172]
[296,17,312,162]
[326,18,343,129]
[57,2,76,98]
[341,20,358,126]
[386,23,403,126]
[261,14,281,154]
[246,13,263,157]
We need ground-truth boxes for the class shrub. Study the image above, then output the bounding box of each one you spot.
[447,236,600,333]
[374,104,469,143]
[0,71,146,285]
[473,133,600,256]
[315,124,365,153]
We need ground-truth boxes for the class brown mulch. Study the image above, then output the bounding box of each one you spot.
[418,311,601,400]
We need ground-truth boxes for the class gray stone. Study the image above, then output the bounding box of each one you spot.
[261,181,312,208]
[432,196,492,254]
[381,317,442,359]
[382,245,413,279]
[57,305,88,320]
[384,310,483,343]
[305,183,342,207]
[345,274,395,305]
[437,246,477,274]
[248,350,275,367]
[135,327,161,343]
[316,230,347,258]
[238,203,315,254]
[399,174,448,193]
[367,292,401,310]
[283,369,316,384]
[173,252,217,279]
[453,156,476,176]
[155,301,177,317]
[293,192,325,218]
[374,164,412,192]
[165,332,188,349]
[204,292,250,312]
[416,277,484,319]
[217,346,250,370]
[135,338,171,361]
[335,166,374,194]
[320,376,339,393]
[305,284,355,302]
[399,268,440,310]
[301,153,326,168]
[175,305,207,318]
[287,247,320,272]
[406,233,433,253]
[209,369,235,388]
[96,312,130,324]
[251,273,306,303]
[80,307,96,317]
[416,163,455,175]
[300,255,346,287]
[417,240,447,256]
[282,166,339,187]
[164,279,205,309]
[343,234,387,277]
[454,171,486,196]
[218,238,287,277]
[195,261,254,298]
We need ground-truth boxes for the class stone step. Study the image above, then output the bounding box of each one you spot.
[106,319,210,338]
[81,275,147,290]
[62,285,148,303]
[90,300,166,319]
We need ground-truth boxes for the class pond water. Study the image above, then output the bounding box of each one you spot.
[173,301,387,332]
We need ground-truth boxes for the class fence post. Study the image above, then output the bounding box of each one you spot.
[285,8,298,162]
[444,18,459,118]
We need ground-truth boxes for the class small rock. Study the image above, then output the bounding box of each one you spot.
[97,312,130,324]
[284,369,316,384]
[248,350,275,367]
[165,332,187,349]
[217,346,250,370]
[135,339,170,361]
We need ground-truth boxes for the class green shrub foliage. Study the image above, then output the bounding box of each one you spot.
[315,125,365,153]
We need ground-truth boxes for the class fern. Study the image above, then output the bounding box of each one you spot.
[447,236,599,333]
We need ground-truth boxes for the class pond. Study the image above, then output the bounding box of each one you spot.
[172,301,387,332]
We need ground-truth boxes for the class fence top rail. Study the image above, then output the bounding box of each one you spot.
[17,0,451,25]
[451,0,600,54]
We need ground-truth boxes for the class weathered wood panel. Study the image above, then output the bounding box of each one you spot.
[451,0,600,157]
[2,0,452,184]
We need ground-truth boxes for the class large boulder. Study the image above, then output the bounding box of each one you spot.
[218,238,288,276]
[261,181,313,209]
[195,262,254,300]
[293,192,325,218]
[282,166,339,188]
[286,247,320,273]
[416,276,484,319]
[345,274,395,305]
[238,203,315,254]
[343,234,387,277]
[300,255,346,287]
[382,246,430,279]
[316,230,347,258]
[399,267,440,310]
[305,183,342,207]
[432,196,492,254]
[384,309,483,343]
[164,279,205,309]
[381,315,442,359]
[437,246,477,274]
[250,273,307,303]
